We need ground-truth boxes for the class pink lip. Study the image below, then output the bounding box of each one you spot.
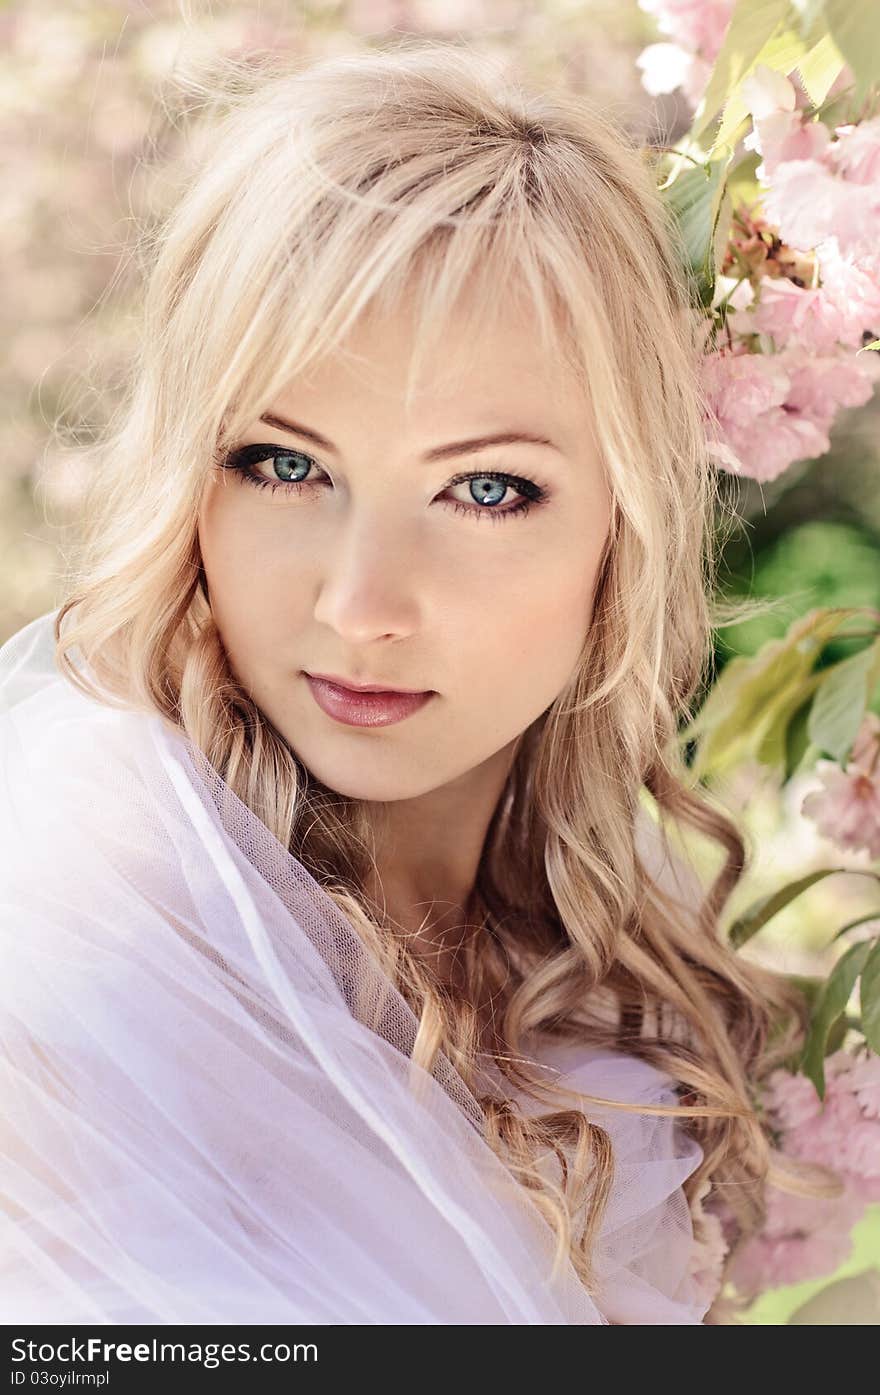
[307,670,426,694]
[304,674,434,728]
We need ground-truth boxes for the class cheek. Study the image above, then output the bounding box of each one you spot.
[452,537,603,714]
[197,500,291,668]
[201,489,310,600]
[198,510,245,635]
[198,514,331,739]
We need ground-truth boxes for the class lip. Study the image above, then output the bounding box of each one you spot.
[306,670,427,695]
[304,673,435,728]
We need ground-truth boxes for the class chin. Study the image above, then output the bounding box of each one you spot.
[292,753,441,804]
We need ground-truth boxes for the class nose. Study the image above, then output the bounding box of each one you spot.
[311,511,423,644]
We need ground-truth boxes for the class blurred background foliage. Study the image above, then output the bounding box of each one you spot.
[4,0,880,1322]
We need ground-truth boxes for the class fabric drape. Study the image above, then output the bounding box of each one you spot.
[0,611,707,1324]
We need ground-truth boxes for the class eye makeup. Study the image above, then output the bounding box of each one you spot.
[221,443,550,524]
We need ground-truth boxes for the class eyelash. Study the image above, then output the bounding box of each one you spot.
[220,444,549,524]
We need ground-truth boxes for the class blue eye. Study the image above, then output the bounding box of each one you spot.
[220,443,548,523]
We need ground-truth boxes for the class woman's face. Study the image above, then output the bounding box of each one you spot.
[198,291,612,802]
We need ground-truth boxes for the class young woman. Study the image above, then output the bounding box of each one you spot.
[0,41,813,1325]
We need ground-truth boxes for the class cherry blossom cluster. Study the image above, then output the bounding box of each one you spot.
[725,1047,880,1295]
[702,68,880,482]
[638,4,880,484]
[687,1046,880,1306]
[637,6,880,1314]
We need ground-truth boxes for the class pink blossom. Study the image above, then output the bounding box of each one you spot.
[766,1051,880,1203]
[827,116,880,185]
[763,1067,824,1130]
[727,276,848,354]
[708,64,880,495]
[636,0,732,104]
[739,85,880,256]
[745,110,832,181]
[762,157,880,259]
[779,344,880,436]
[801,711,880,860]
[801,765,880,859]
[701,340,879,481]
[732,1048,880,1308]
[848,1051,880,1119]
[700,348,827,481]
[741,68,831,179]
[741,65,796,119]
[817,242,880,348]
[682,60,715,109]
[851,712,880,773]
[700,345,788,424]
[726,1185,865,1296]
[785,1090,863,1169]
[637,0,732,58]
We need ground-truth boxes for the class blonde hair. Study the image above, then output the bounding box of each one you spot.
[52,40,834,1312]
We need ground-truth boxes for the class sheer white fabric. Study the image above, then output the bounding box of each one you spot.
[0,610,708,1325]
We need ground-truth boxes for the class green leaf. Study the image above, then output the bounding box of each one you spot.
[684,607,860,780]
[801,939,874,1098]
[796,30,847,106]
[812,82,862,128]
[830,910,880,944]
[825,1011,852,1055]
[860,938,880,1053]
[661,152,732,306]
[693,0,797,142]
[708,23,813,156]
[709,111,752,161]
[756,669,824,770]
[785,972,826,1006]
[793,739,826,777]
[784,696,814,778]
[725,149,764,211]
[807,644,876,762]
[823,0,880,103]
[711,184,735,286]
[728,867,855,948]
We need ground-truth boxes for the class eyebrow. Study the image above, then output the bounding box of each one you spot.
[258,411,563,461]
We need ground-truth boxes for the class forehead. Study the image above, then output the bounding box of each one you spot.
[278,282,590,439]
